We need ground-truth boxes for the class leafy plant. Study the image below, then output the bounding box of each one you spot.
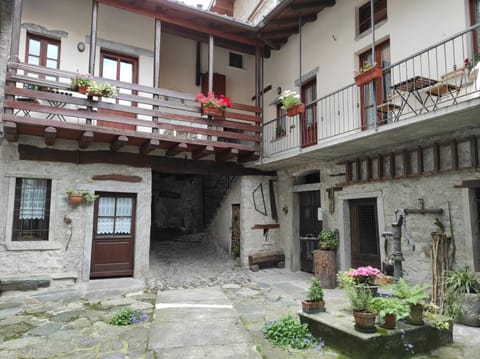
[423,302,451,330]
[337,269,355,289]
[263,315,316,349]
[87,81,118,98]
[307,277,324,302]
[348,266,381,286]
[66,189,99,203]
[196,91,231,110]
[370,296,410,324]
[279,89,301,110]
[444,266,480,319]
[318,230,338,250]
[392,278,429,306]
[347,284,375,313]
[71,71,93,89]
[108,307,148,326]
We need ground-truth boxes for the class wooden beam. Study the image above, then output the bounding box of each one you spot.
[261,28,298,40]
[238,151,260,164]
[470,135,479,168]
[192,145,214,160]
[166,142,187,157]
[216,148,239,162]
[140,139,160,155]
[3,121,18,142]
[451,140,458,170]
[44,126,57,146]
[111,135,128,151]
[270,14,317,26]
[89,0,99,74]
[18,144,276,177]
[92,174,142,183]
[79,131,94,149]
[290,0,334,10]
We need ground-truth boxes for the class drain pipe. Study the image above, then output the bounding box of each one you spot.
[370,0,378,131]
[298,15,302,147]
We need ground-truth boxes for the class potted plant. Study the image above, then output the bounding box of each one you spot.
[275,125,286,137]
[196,91,231,119]
[347,284,377,332]
[302,277,325,314]
[348,266,382,297]
[313,229,339,289]
[66,189,99,204]
[318,229,338,251]
[279,89,305,116]
[87,81,118,98]
[370,296,410,329]
[71,71,93,93]
[354,61,383,87]
[445,266,480,327]
[392,278,429,325]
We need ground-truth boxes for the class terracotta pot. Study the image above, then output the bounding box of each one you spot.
[201,106,225,119]
[78,85,89,94]
[406,303,424,325]
[379,313,396,329]
[353,311,377,332]
[301,300,326,314]
[287,103,305,116]
[68,194,84,205]
[354,64,383,87]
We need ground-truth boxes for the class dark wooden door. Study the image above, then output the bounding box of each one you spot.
[231,204,240,256]
[91,193,136,278]
[350,198,381,268]
[201,72,226,96]
[301,79,317,147]
[299,191,322,272]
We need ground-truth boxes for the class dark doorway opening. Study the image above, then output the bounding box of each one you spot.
[299,190,322,272]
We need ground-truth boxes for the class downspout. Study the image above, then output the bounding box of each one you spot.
[371,0,377,131]
[89,0,98,75]
[298,15,302,147]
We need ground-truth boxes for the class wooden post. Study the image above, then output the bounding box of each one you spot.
[152,18,161,133]
[89,0,99,75]
[9,0,23,60]
[313,250,336,288]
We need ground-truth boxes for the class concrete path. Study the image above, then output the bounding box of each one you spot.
[148,287,261,358]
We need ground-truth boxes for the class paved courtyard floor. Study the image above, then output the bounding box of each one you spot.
[1,241,479,358]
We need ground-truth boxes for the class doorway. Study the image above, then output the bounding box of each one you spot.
[301,79,317,147]
[231,204,240,257]
[349,198,381,268]
[299,190,322,272]
[90,192,136,278]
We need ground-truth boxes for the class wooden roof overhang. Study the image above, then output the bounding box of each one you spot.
[96,0,335,56]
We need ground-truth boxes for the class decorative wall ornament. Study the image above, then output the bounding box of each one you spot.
[252,183,267,216]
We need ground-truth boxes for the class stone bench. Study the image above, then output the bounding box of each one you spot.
[248,249,285,272]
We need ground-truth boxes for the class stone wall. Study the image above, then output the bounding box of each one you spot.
[0,138,152,284]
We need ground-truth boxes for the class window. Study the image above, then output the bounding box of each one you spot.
[26,33,60,81]
[358,0,387,35]
[95,196,133,236]
[229,52,243,69]
[301,79,317,147]
[470,0,480,54]
[276,103,287,138]
[12,178,51,241]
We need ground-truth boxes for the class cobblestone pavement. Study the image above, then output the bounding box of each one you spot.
[1,241,480,358]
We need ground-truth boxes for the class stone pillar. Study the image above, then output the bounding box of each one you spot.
[313,250,336,288]
[0,0,15,114]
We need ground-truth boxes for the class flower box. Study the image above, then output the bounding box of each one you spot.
[287,103,305,116]
[201,106,225,119]
[354,64,383,87]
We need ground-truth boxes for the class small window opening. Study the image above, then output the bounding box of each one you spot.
[229,52,243,69]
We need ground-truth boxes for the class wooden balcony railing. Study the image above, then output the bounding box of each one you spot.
[2,62,261,163]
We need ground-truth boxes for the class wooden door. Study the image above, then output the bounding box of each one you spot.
[97,51,138,130]
[231,204,240,257]
[299,191,322,272]
[201,72,226,96]
[301,79,317,147]
[350,198,381,268]
[91,193,136,278]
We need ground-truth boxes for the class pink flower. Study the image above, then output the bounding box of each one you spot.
[196,92,231,110]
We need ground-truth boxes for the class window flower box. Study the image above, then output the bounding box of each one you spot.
[354,63,383,87]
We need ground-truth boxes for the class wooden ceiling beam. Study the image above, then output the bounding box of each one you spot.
[44,126,57,146]
[166,142,188,157]
[140,138,160,155]
[290,1,333,11]
[192,145,214,160]
[216,148,239,162]
[238,151,260,164]
[79,131,94,149]
[261,28,298,40]
[270,14,317,26]
[3,121,18,142]
[111,135,128,152]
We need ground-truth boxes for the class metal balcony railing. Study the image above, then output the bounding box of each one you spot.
[262,23,480,158]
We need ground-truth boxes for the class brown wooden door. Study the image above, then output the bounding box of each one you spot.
[301,79,317,147]
[91,193,136,278]
[350,198,381,268]
[201,72,226,96]
[299,191,322,272]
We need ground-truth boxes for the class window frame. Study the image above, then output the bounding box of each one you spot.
[358,0,387,35]
[275,103,287,138]
[25,32,61,68]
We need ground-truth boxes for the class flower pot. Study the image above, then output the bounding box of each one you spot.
[353,311,377,332]
[406,303,424,325]
[379,313,396,329]
[202,106,225,119]
[457,293,480,327]
[287,103,305,117]
[354,64,383,87]
[301,300,326,314]
[78,85,89,94]
[68,194,84,205]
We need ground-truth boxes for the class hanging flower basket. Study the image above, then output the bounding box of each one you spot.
[354,63,383,87]
[287,103,305,117]
[201,106,225,119]
[68,194,84,205]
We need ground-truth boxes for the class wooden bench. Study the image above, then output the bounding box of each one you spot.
[248,249,285,272]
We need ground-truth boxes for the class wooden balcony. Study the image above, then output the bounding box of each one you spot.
[2,62,261,164]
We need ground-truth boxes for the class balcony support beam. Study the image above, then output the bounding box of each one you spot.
[44,126,57,146]
[216,148,238,162]
[3,121,18,142]
[166,142,187,157]
[238,151,260,164]
[79,131,94,149]
[192,145,214,160]
[140,139,160,155]
[111,135,128,152]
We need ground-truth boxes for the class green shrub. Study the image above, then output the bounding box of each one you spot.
[263,315,316,349]
[307,277,324,302]
[108,307,148,326]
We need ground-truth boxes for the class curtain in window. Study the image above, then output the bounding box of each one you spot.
[115,197,132,234]
[19,179,47,219]
[97,197,115,234]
